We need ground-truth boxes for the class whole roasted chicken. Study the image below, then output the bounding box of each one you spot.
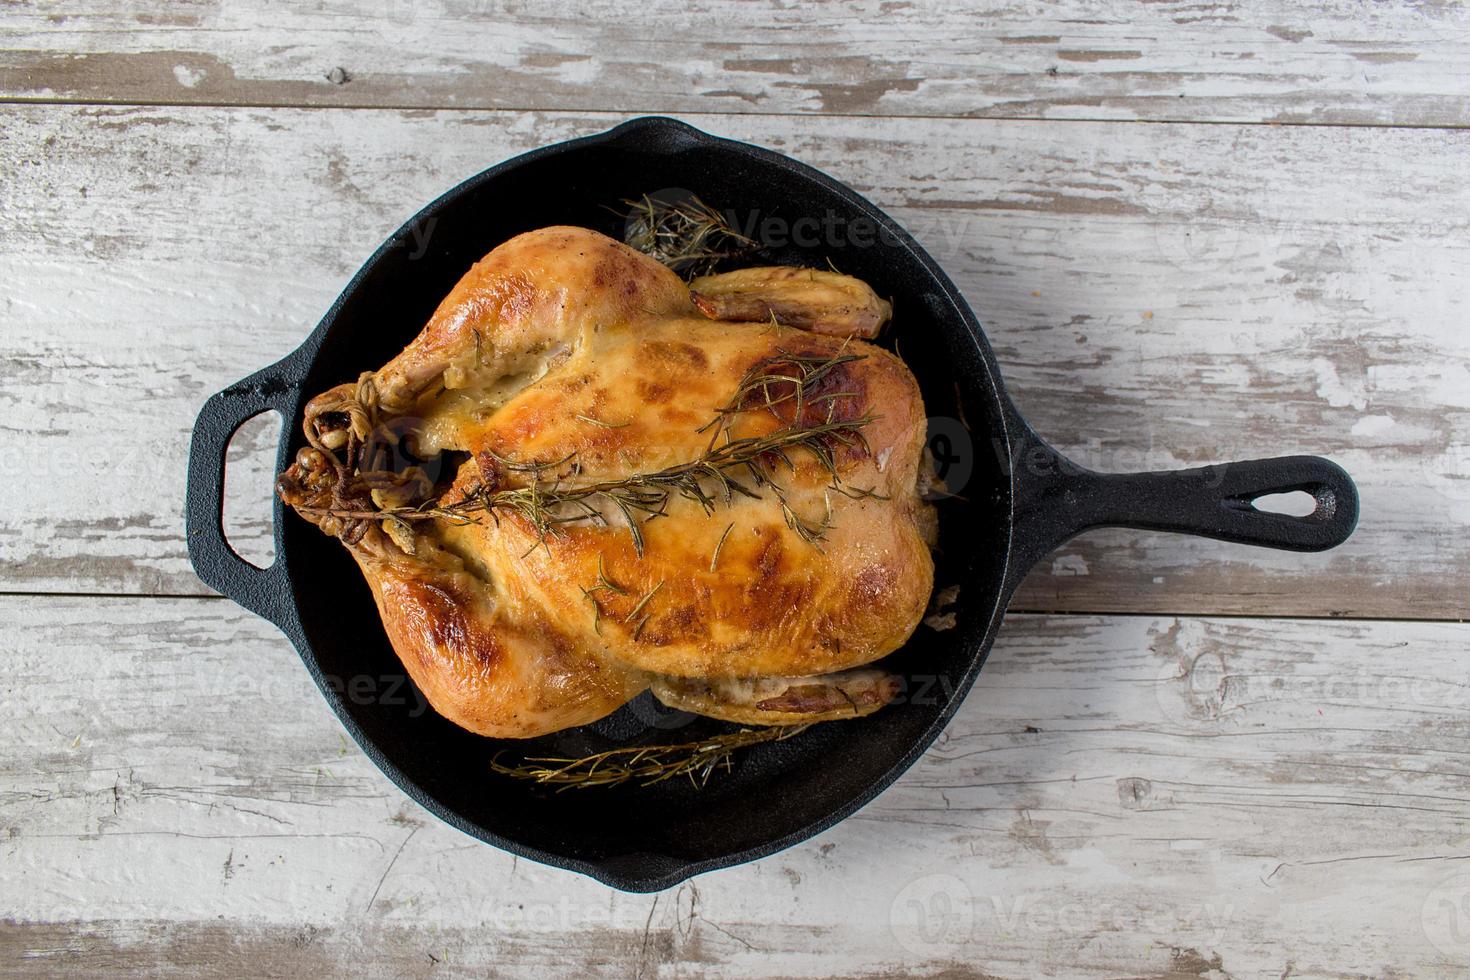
[277,226,935,738]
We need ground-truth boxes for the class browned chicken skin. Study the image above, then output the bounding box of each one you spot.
[277,227,935,738]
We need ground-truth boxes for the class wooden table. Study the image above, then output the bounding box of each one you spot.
[3,3,1468,976]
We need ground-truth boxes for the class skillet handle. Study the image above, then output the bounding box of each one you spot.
[1011,451,1359,575]
[185,361,299,628]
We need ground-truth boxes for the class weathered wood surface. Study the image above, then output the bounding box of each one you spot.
[4,598,1469,976]
[2,106,1466,618]
[3,0,1470,127]
[6,3,1467,976]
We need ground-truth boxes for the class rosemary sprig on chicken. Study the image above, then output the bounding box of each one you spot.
[289,347,885,555]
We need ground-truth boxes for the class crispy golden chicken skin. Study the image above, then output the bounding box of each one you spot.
[278,227,934,738]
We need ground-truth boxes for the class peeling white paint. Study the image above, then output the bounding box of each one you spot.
[1351,414,1395,437]
[173,64,206,88]
[1311,357,1369,411]
[1052,554,1091,576]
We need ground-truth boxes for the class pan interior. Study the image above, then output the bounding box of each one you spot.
[282,122,1015,883]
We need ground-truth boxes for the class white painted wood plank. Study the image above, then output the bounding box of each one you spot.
[1,106,1467,617]
[2,0,1470,127]
[3,596,1469,976]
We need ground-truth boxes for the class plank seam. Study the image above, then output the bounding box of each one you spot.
[1,96,1467,132]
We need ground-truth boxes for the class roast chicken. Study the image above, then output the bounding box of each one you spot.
[277,226,936,738]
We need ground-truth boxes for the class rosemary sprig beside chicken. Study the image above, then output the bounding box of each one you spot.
[491,724,811,790]
[619,193,756,277]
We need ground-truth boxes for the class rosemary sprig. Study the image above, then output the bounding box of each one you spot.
[315,410,878,551]
[699,342,864,444]
[295,349,884,554]
[619,194,756,277]
[490,724,811,790]
[695,342,889,546]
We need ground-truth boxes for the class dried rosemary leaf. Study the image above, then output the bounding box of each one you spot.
[574,413,631,429]
[626,580,664,622]
[709,522,735,573]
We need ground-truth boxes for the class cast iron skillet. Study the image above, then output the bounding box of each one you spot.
[186,117,1359,892]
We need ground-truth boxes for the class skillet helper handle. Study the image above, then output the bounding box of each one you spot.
[185,362,297,627]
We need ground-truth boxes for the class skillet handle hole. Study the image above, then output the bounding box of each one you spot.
[1250,490,1320,519]
[221,409,282,570]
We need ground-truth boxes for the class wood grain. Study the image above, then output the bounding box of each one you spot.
[2,0,1469,127]
[6,5,1464,975]
[2,105,1466,618]
[4,596,1469,976]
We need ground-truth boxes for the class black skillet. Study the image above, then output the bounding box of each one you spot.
[186,117,1359,892]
